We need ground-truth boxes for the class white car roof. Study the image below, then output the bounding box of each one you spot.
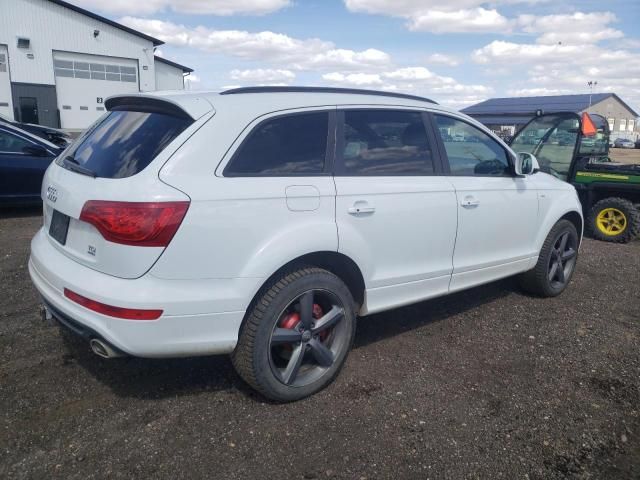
[107,87,464,120]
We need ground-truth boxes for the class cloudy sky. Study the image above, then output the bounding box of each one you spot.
[72,0,639,111]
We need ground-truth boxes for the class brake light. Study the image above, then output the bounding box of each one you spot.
[64,288,162,320]
[79,201,189,247]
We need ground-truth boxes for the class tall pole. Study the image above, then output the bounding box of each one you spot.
[587,80,598,111]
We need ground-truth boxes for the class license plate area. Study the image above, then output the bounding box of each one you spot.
[49,210,70,245]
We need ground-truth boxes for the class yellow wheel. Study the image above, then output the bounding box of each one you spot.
[588,197,639,243]
[596,208,627,236]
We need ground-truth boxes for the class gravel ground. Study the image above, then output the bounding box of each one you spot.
[1,208,638,479]
[609,148,640,165]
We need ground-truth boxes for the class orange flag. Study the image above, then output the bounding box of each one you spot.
[581,112,597,136]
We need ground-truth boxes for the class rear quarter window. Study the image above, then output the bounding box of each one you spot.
[61,110,192,179]
[224,111,329,176]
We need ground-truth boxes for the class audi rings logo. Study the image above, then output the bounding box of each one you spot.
[46,186,58,203]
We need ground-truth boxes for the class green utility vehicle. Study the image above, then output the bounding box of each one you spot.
[510,112,640,243]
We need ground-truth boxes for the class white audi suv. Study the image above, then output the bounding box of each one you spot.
[29,87,583,401]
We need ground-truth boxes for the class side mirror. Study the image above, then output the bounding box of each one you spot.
[22,144,50,157]
[515,152,538,176]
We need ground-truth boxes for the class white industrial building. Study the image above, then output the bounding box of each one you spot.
[0,0,193,130]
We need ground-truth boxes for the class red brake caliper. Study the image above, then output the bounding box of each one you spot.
[279,303,328,342]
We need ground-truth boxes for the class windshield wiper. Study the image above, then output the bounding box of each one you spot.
[63,156,96,178]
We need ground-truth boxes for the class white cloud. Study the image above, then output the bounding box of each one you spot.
[322,72,383,86]
[344,0,542,16]
[343,0,538,33]
[426,53,459,67]
[322,66,491,107]
[344,0,625,43]
[120,17,392,71]
[70,0,290,16]
[516,12,623,45]
[408,8,511,33]
[473,39,640,109]
[230,68,295,82]
[472,41,581,64]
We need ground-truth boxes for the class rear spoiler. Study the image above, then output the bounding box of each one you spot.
[105,94,214,121]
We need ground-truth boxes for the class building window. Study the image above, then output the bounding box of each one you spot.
[628,119,635,132]
[619,119,626,132]
[607,118,614,132]
[0,54,6,73]
[54,60,137,84]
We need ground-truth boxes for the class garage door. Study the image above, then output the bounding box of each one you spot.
[53,52,139,129]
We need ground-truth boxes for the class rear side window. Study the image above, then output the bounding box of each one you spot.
[225,112,329,176]
[338,110,434,175]
[61,110,192,179]
[434,115,510,176]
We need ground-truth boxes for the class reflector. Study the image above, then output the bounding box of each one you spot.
[64,289,162,320]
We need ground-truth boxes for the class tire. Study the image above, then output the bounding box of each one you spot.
[232,267,356,402]
[519,219,579,297]
[587,197,640,243]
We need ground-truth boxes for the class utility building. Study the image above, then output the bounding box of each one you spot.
[463,93,639,139]
[0,0,193,130]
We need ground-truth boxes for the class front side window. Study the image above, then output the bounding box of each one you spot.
[226,112,329,176]
[434,115,510,176]
[339,110,434,175]
[0,129,32,153]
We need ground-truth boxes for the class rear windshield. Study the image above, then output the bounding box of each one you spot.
[60,110,192,178]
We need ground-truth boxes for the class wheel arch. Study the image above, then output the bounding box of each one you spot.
[244,251,366,322]
[560,210,583,246]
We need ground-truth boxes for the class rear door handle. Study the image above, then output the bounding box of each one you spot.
[348,201,375,215]
[460,196,480,207]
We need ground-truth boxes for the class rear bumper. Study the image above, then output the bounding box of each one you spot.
[29,227,263,357]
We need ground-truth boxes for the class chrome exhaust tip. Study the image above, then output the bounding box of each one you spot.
[40,305,55,326]
[89,338,124,359]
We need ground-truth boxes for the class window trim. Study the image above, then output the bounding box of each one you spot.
[334,108,440,177]
[222,110,336,178]
[431,113,516,178]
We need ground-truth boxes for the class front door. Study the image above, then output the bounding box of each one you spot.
[432,114,539,292]
[19,97,39,124]
[334,108,458,314]
[0,127,53,201]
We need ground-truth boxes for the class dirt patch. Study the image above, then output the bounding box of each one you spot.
[1,209,639,479]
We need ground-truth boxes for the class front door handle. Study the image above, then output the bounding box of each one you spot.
[348,201,375,215]
[460,196,480,208]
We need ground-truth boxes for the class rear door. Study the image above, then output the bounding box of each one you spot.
[334,108,457,314]
[41,101,206,279]
[431,114,539,291]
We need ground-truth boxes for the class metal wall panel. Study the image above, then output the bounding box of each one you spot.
[0,0,156,91]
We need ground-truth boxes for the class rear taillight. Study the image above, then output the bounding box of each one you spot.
[65,288,162,320]
[79,201,189,247]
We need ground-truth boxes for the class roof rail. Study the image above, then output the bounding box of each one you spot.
[219,86,437,104]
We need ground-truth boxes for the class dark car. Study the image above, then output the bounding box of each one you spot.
[0,123,63,205]
[0,112,70,147]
